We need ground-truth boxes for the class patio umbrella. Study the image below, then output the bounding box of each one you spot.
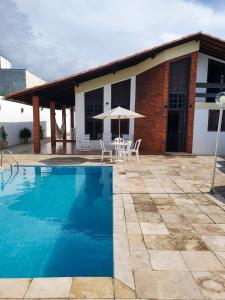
[93,106,145,138]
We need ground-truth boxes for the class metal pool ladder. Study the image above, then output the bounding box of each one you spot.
[0,150,19,170]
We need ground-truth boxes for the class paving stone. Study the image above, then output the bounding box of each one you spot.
[184,213,213,224]
[70,277,114,298]
[134,203,158,213]
[156,204,180,213]
[166,223,197,235]
[144,234,208,251]
[215,251,225,267]
[209,214,225,223]
[0,278,31,299]
[25,277,72,298]
[153,271,203,299]
[202,236,225,251]
[192,271,225,299]
[136,211,162,223]
[149,250,188,271]
[181,251,223,271]
[193,223,225,235]
[160,213,186,223]
[128,233,146,250]
[131,193,152,204]
[133,268,158,298]
[218,224,225,233]
[130,248,151,269]
[114,278,136,298]
[140,223,169,235]
[127,222,141,234]
[199,205,225,215]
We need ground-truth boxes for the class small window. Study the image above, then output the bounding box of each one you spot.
[208,110,225,131]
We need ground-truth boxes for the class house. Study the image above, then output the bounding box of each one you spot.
[0,56,62,147]
[5,32,225,155]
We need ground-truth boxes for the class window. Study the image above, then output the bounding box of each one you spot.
[111,79,131,139]
[208,110,225,131]
[207,59,225,102]
[85,88,103,140]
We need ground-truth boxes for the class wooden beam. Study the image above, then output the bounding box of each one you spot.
[70,106,75,140]
[32,95,41,154]
[62,105,67,143]
[50,102,56,149]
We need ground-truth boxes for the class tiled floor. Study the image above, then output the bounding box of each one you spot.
[1,152,225,299]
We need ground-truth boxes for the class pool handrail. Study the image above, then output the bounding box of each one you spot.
[0,150,19,169]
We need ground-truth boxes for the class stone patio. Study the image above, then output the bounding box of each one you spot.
[1,153,225,299]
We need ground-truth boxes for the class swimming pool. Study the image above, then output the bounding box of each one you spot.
[0,166,113,278]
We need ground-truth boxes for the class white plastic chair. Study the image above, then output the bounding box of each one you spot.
[121,140,133,162]
[100,139,112,162]
[114,137,124,159]
[128,139,142,161]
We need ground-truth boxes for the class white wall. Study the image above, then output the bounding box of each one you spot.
[0,121,46,146]
[193,52,225,155]
[0,97,63,146]
[75,76,136,150]
[25,70,46,87]
[192,109,225,155]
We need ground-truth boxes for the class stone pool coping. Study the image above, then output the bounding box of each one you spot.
[1,154,225,299]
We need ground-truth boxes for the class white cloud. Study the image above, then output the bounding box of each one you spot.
[1,0,225,80]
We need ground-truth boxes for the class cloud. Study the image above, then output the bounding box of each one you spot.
[1,0,225,81]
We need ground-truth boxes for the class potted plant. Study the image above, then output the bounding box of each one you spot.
[19,128,32,144]
[0,126,8,149]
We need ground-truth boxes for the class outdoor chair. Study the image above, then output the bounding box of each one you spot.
[114,137,125,159]
[100,139,113,162]
[121,140,133,162]
[128,139,142,161]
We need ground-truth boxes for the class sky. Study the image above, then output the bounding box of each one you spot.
[1,0,225,81]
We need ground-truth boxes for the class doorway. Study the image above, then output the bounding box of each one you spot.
[167,57,191,152]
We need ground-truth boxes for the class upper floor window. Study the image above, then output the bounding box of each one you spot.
[208,110,225,131]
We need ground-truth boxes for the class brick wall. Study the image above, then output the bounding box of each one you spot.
[134,52,198,154]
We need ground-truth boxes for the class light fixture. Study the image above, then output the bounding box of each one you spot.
[210,92,225,193]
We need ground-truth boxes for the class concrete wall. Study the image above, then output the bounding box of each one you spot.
[0,97,64,146]
[0,69,26,95]
[0,121,47,147]
[193,52,225,155]
[0,56,12,69]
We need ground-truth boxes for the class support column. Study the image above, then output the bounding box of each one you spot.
[70,106,75,140]
[50,102,56,150]
[32,95,40,154]
[62,105,67,143]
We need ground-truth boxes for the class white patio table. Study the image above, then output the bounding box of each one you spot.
[111,141,128,161]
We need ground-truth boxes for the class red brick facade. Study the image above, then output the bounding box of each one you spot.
[134,52,198,154]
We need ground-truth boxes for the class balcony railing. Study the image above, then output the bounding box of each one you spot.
[196,82,225,100]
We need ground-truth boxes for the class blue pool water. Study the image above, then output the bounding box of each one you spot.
[0,166,113,278]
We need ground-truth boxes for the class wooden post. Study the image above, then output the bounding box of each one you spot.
[50,102,56,150]
[62,105,66,143]
[32,95,40,154]
[70,106,75,140]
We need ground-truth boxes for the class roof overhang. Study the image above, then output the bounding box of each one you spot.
[5,32,225,109]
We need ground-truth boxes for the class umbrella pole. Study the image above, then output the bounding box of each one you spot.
[118,116,121,139]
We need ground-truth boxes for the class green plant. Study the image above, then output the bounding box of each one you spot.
[19,128,32,139]
[0,126,7,141]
